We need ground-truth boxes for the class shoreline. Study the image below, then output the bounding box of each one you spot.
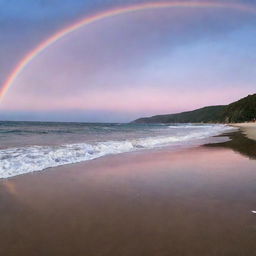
[231,123,256,141]
[1,130,256,255]
[0,123,233,180]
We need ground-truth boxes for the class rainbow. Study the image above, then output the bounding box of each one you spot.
[0,1,255,101]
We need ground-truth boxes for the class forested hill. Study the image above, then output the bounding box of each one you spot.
[133,94,256,124]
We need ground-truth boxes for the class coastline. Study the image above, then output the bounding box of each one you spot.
[231,123,256,141]
[0,123,233,179]
[1,130,256,255]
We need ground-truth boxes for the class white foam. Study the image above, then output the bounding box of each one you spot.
[168,124,218,129]
[0,124,235,179]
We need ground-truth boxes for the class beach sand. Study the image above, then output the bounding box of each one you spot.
[232,123,256,141]
[1,132,256,256]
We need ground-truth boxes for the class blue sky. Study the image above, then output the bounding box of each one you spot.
[1,0,256,122]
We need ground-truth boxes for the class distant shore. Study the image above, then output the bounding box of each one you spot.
[231,123,256,141]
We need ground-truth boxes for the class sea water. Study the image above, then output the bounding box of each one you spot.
[0,121,235,178]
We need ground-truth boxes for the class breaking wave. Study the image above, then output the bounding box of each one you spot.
[0,124,234,178]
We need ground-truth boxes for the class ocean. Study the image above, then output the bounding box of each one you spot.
[0,121,235,178]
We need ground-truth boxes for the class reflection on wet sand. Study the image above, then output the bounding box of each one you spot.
[3,180,18,196]
[205,131,256,160]
[1,131,256,256]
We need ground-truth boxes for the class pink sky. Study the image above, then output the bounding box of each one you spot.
[1,7,256,121]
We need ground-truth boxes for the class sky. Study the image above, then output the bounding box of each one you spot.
[1,0,256,122]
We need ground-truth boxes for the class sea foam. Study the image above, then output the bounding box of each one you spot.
[0,124,234,179]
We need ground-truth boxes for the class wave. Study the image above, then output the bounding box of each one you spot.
[0,124,234,179]
[168,124,218,129]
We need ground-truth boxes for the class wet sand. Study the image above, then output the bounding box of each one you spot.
[232,123,256,141]
[1,132,256,256]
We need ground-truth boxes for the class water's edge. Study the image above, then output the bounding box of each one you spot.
[0,124,235,179]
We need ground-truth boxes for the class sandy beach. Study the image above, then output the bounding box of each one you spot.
[232,123,256,141]
[1,130,256,256]
[1,1,256,255]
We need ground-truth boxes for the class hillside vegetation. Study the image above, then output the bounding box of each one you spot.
[133,94,256,124]
[220,94,256,123]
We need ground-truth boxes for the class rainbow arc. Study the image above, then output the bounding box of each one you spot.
[0,1,255,101]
